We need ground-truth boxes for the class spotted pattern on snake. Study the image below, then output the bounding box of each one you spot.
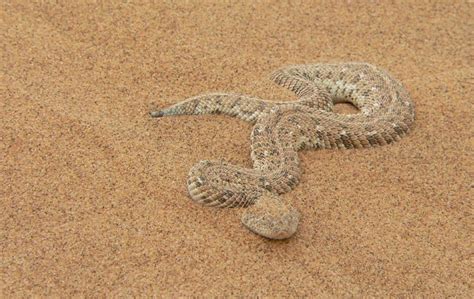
[151,63,415,239]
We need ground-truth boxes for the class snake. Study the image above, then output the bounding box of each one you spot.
[151,63,415,239]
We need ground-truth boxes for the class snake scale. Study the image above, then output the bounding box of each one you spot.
[151,63,415,239]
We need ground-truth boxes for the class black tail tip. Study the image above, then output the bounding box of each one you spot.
[150,111,164,118]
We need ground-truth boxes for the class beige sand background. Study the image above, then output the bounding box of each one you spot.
[1,1,473,297]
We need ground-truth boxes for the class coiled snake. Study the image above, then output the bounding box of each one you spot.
[151,63,415,239]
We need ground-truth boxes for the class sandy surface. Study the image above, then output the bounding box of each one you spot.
[1,1,473,297]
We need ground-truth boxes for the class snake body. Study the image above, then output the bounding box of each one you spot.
[151,63,415,239]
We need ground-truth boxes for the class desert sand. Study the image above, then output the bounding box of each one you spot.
[1,1,472,297]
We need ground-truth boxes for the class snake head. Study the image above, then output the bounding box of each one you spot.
[241,193,300,240]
